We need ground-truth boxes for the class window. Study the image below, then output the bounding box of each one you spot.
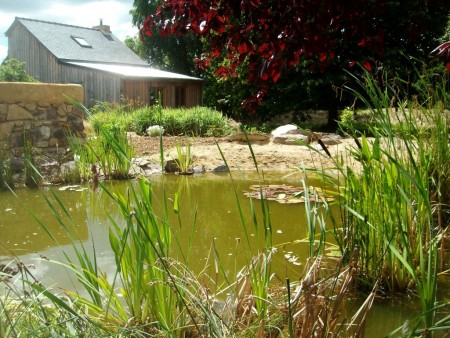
[175,87,186,108]
[72,36,92,48]
[149,88,164,106]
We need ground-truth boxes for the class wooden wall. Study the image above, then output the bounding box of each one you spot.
[7,23,60,83]
[121,79,203,108]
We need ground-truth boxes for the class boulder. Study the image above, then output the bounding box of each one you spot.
[212,164,229,172]
[271,124,299,137]
[164,159,179,173]
[319,135,341,145]
[272,134,310,145]
[224,132,270,143]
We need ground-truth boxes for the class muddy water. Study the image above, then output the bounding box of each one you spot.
[0,172,419,335]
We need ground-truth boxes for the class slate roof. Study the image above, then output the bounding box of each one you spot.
[7,17,148,66]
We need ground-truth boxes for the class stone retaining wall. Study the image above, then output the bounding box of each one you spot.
[0,82,84,158]
[267,110,329,126]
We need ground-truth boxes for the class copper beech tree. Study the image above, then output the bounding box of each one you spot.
[141,0,450,112]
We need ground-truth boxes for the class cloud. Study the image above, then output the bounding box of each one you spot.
[0,0,139,62]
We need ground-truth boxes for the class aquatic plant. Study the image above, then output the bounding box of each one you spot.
[0,148,13,190]
[332,66,449,334]
[69,103,135,180]
[23,133,39,188]
[173,141,193,175]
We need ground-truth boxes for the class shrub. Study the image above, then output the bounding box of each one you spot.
[0,58,36,82]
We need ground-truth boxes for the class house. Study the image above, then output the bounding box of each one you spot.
[5,17,203,108]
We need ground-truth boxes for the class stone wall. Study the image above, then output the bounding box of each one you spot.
[267,110,329,126]
[0,82,84,158]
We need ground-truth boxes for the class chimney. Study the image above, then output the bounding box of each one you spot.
[93,19,111,34]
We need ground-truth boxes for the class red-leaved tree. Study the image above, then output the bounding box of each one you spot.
[142,0,449,113]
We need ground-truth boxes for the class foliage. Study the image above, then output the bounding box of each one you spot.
[94,105,233,136]
[0,58,36,82]
[173,142,193,174]
[0,149,13,190]
[142,0,449,116]
[430,40,450,70]
[130,0,204,76]
[23,133,39,188]
[318,68,449,334]
[0,267,100,337]
[70,103,135,181]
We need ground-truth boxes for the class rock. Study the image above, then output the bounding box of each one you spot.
[319,135,341,145]
[164,159,179,173]
[271,124,298,137]
[143,164,163,175]
[272,134,310,145]
[134,157,150,167]
[10,157,24,172]
[60,161,78,175]
[212,164,229,172]
[192,165,204,174]
[224,132,270,143]
[7,104,33,120]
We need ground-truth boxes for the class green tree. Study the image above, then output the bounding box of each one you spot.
[130,0,204,76]
[0,58,36,82]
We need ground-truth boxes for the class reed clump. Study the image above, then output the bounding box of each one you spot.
[328,67,450,334]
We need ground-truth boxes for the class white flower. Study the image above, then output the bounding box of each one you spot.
[146,125,164,137]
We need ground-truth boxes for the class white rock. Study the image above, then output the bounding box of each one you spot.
[271,124,298,137]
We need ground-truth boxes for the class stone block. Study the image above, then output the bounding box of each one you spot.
[0,122,14,140]
[7,104,33,120]
[40,126,51,139]
[24,103,37,111]
[57,104,67,117]
[0,104,7,115]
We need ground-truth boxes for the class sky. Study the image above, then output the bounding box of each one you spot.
[0,0,139,62]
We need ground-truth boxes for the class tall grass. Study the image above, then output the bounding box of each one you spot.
[23,132,39,188]
[0,148,13,190]
[329,67,449,334]
[89,104,233,137]
[69,103,135,181]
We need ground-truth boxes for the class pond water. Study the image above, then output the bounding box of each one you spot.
[0,172,425,335]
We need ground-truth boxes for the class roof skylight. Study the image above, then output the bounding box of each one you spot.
[72,36,91,48]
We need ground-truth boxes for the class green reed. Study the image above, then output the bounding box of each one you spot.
[23,133,39,188]
[217,132,275,326]
[70,102,135,180]
[174,141,193,174]
[0,149,13,190]
[333,67,449,334]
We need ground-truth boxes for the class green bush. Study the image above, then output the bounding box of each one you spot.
[89,105,232,137]
[0,58,36,82]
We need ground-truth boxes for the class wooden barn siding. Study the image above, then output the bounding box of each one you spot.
[59,65,121,106]
[121,80,202,108]
[7,24,60,83]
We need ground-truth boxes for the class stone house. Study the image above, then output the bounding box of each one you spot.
[5,17,203,108]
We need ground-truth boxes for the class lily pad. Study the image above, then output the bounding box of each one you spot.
[243,184,333,204]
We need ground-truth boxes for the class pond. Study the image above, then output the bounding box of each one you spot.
[0,172,424,336]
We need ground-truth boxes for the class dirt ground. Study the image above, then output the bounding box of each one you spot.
[130,133,355,172]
